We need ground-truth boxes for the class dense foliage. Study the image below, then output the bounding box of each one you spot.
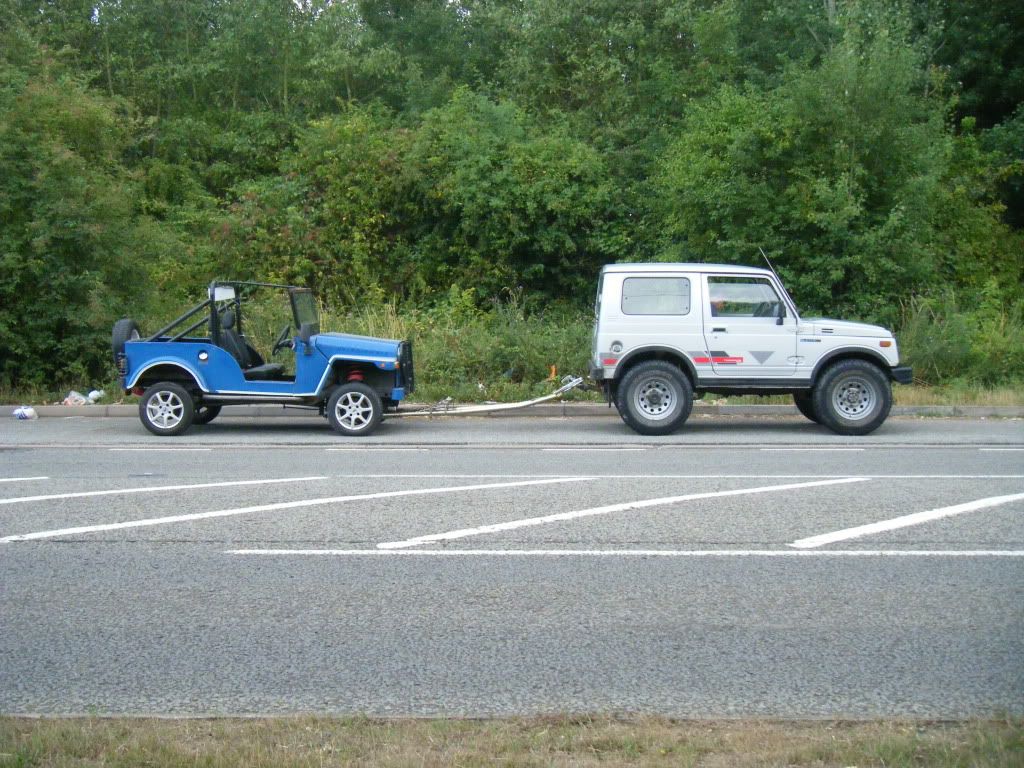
[1,0,1021,389]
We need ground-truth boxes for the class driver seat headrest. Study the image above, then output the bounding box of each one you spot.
[221,309,236,330]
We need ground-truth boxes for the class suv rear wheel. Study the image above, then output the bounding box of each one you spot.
[813,359,892,436]
[793,391,819,423]
[139,382,195,436]
[616,360,693,436]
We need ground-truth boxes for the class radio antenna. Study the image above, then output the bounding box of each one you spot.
[758,246,779,278]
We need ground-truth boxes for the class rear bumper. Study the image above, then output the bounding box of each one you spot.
[890,365,913,385]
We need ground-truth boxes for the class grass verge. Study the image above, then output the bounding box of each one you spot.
[1,716,1021,767]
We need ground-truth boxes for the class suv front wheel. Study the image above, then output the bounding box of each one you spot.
[139,382,195,436]
[616,360,693,436]
[813,359,892,436]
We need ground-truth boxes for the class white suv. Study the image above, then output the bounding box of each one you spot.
[590,263,913,436]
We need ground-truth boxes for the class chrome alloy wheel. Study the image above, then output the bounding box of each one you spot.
[633,376,678,420]
[333,390,375,432]
[831,375,876,420]
[146,390,185,429]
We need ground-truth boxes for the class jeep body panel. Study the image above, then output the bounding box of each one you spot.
[117,282,414,438]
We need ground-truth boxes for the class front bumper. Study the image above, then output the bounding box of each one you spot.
[890,365,913,385]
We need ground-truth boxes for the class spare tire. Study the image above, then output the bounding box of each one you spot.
[111,318,141,362]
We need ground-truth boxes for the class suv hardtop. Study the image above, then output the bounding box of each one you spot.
[591,262,912,436]
[112,281,414,437]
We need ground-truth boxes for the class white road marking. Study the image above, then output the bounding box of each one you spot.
[0,477,329,507]
[228,548,1024,558]
[0,477,48,483]
[326,448,428,452]
[108,448,212,452]
[542,448,647,452]
[761,448,864,452]
[789,492,1024,549]
[979,448,1024,452]
[377,477,869,550]
[0,477,590,543]
[336,474,1024,480]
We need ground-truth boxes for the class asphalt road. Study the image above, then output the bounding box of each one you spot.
[1,412,1022,717]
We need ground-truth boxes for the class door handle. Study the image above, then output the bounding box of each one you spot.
[712,327,727,333]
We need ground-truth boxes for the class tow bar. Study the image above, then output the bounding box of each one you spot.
[385,375,586,418]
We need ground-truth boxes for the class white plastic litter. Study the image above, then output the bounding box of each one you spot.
[62,390,87,406]
[13,406,38,420]
[87,389,105,403]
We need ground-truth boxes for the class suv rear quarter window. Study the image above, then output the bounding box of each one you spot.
[621,277,691,315]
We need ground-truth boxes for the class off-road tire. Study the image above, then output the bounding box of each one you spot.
[139,382,195,437]
[327,383,383,437]
[192,404,222,425]
[111,318,141,362]
[616,360,693,436]
[813,359,892,436]
[793,391,819,423]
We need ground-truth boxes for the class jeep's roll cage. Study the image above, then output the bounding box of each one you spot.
[145,281,318,347]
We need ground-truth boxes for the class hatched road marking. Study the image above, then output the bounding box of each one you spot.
[789,492,1024,549]
[377,477,869,550]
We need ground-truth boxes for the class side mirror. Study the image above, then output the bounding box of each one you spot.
[776,303,787,325]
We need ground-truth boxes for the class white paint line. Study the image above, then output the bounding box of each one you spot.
[0,477,48,484]
[377,477,869,550]
[326,448,428,452]
[542,448,647,452]
[0,476,329,507]
[228,548,1024,558]
[790,492,1024,549]
[979,448,1024,452]
[761,448,864,452]
[336,474,1024,480]
[0,477,590,543]
[109,448,212,454]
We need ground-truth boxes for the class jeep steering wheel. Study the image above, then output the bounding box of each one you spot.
[271,324,293,355]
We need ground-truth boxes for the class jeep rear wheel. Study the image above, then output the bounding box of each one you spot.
[813,359,892,436]
[616,360,693,436]
[192,404,222,425]
[327,383,383,436]
[139,382,194,436]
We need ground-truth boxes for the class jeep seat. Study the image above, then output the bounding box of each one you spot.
[219,310,285,381]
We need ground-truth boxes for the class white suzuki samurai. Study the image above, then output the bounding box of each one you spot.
[590,263,913,436]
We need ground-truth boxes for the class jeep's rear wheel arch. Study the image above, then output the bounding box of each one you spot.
[132,363,204,393]
[613,348,697,390]
[810,348,893,386]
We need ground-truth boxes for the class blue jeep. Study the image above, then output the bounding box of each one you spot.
[112,281,414,437]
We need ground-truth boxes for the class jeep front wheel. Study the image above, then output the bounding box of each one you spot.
[813,359,892,436]
[327,383,383,436]
[616,360,693,436]
[139,382,195,436]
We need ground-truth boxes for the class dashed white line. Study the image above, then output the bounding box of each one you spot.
[0,476,329,507]
[228,549,1024,558]
[979,448,1024,452]
[0,477,590,543]
[761,448,865,452]
[789,492,1024,549]
[542,448,647,452]
[326,448,428,452]
[0,477,48,484]
[377,477,869,550]
[108,448,213,452]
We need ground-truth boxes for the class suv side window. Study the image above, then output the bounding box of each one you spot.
[621,277,691,315]
[708,276,781,318]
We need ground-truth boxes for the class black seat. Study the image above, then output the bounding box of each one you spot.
[219,310,285,381]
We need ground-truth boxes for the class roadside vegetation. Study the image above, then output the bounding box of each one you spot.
[2,716,1022,767]
[1,1,1022,400]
